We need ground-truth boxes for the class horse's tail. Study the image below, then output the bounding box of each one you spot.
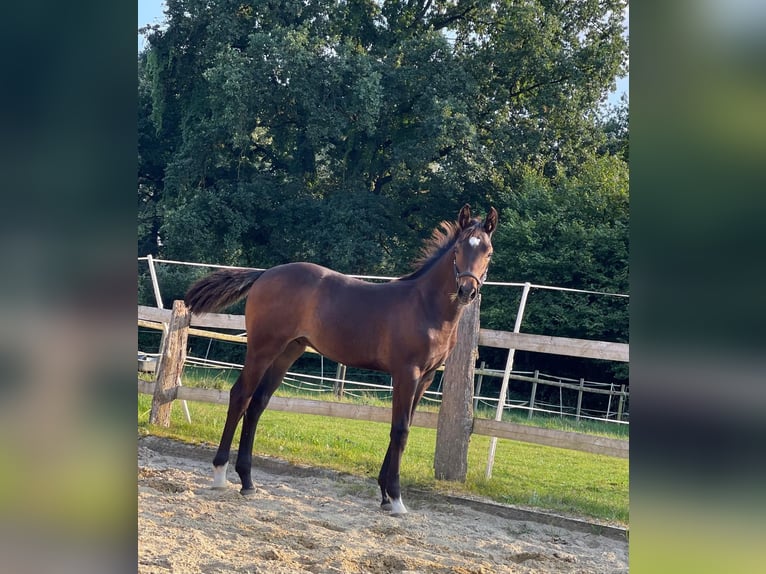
[184,268,265,314]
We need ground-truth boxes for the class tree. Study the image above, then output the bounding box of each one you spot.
[482,153,629,383]
[599,93,629,161]
[138,0,630,384]
[139,0,628,269]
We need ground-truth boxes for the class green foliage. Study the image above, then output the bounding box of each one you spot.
[599,94,629,161]
[483,154,629,382]
[138,0,630,384]
[492,155,629,294]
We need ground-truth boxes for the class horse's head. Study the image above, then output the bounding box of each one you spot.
[453,204,498,305]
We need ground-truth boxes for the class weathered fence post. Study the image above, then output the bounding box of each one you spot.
[333,363,347,399]
[145,256,192,423]
[617,384,626,421]
[607,381,614,419]
[528,369,539,420]
[150,300,191,427]
[559,385,564,417]
[576,378,585,421]
[434,295,481,482]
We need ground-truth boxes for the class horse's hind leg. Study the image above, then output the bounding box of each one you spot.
[211,346,279,489]
[235,340,307,494]
[211,374,252,488]
[377,445,393,509]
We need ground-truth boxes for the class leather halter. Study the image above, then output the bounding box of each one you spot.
[453,249,488,291]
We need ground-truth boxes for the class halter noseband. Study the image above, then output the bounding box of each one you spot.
[453,250,488,291]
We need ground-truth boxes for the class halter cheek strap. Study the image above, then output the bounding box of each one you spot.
[453,253,488,290]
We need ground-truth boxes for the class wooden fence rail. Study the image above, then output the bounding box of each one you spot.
[479,329,629,362]
[137,381,628,459]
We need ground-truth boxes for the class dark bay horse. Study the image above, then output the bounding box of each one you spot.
[184,204,497,514]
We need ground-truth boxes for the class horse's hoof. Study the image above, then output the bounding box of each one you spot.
[212,463,229,489]
[389,497,408,516]
[240,487,257,496]
[380,501,392,511]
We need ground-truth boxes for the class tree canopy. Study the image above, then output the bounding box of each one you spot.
[138,0,629,385]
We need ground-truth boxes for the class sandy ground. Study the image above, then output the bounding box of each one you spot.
[138,436,627,573]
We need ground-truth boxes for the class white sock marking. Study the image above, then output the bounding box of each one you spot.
[212,462,229,489]
[390,497,408,515]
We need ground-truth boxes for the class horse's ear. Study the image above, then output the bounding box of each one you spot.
[458,204,472,229]
[484,207,498,235]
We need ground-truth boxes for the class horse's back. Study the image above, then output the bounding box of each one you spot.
[251,261,398,298]
[249,261,374,297]
[244,261,386,328]
[244,261,414,370]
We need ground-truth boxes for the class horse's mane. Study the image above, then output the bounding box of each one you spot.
[398,217,480,282]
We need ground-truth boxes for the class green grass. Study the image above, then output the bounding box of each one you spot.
[138,389,628,525]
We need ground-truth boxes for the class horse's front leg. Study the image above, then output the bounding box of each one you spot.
[378,370,419,515]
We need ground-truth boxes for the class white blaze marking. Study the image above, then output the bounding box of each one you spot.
[212,463,229,489]
[468,237,481,248]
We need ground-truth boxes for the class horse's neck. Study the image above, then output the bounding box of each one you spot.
[416,251,463,323]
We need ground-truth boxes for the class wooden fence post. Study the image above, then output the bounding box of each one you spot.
[617,384,626,421]
[576,378,585,421]
[607,382,614,419]
[528,370,538,420]
[150,300,190,427]
[559,384,564,417]
[333,363,347,399]
[434,295,481,482]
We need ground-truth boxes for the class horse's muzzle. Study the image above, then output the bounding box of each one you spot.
[456,276,479,305]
